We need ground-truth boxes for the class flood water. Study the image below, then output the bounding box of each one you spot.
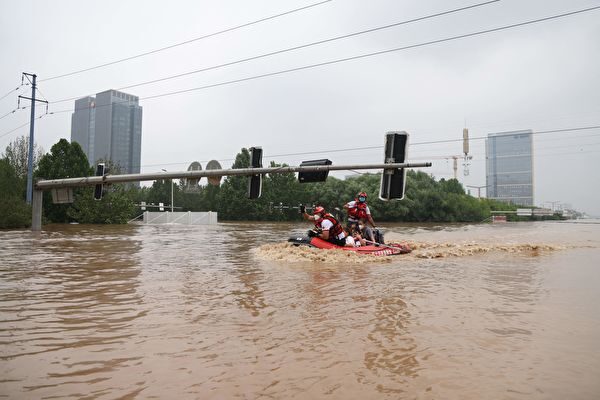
[1,220,599,399]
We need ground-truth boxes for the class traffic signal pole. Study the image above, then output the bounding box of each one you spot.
[31,161,431,231]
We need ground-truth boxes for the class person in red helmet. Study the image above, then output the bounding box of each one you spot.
[300,205,347,246]
[344,191,376,229]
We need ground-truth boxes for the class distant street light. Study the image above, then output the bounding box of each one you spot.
[161,169,174,212]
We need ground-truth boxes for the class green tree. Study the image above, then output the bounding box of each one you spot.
[4,135,44,180]
[217,148,263,220]
[34,139,91,223]
[261,161,301,220]
[67,185,136,224]
[68,159,138,224]
[0,159,30,228]
[146,179,182,209]
[1,135,44,202]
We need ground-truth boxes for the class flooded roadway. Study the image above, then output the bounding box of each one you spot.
[1,221,599,399]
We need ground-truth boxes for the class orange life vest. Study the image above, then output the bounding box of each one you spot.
[348,200,368,220]
[315,213,344,238]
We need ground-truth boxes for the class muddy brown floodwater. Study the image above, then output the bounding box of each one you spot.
[1,220,599,399]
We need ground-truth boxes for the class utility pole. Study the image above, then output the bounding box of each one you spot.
[19,73,48,204]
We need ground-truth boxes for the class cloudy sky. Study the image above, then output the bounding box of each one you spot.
[1,0,599,215]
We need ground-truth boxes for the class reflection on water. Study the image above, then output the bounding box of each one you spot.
[364,296,418,394]
[1,221,599,399]
[1,225,145,397]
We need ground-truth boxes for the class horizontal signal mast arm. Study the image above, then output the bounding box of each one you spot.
[34,162,432,189]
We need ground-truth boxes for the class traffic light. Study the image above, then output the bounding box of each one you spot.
[298,159,332,183]
[379,132,408,200]
[94,163,105,200]
[248,147,262,199]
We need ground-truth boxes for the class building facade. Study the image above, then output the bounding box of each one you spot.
[485,130,534,206]
[70,90,142,175]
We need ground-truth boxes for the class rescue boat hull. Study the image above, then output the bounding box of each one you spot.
[287,236,411,256]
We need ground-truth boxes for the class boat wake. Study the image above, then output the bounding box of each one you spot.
[255,243,393,264]
[407,241,566,259]
[255,241,567,263]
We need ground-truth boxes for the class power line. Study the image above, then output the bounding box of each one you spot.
[39,0,333,83]
[0,105,38,121]
[258,125,600,160]
[0,114,49,140]
[0,121,31,140]
[5,121,588,170]
[46,4,600,116]
[420,141,600,162]
[129,124,600,171]
[4,7,599,147]
[49,0,500,104]
[0,108,20,121]
[137,147,600,176]
[0,83,26,102]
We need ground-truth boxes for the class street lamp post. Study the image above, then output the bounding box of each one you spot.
[161,169,174,212]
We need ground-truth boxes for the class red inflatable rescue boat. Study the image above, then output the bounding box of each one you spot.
[288,236,411,256]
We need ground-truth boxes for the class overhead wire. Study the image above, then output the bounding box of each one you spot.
[40,4,600,117]
[0,121,31,140]
[43,3,600,116]
[142,5,600,100]
[134,145,600,178]
[39,0,333,83]
[0,84,24,102]
[255,125,600,161]
[120,124,600,171]
[48,0,501,104]
[0,111,51,139]
[4,6,599,160]
[0,83,27,121]
[0,108,21,121]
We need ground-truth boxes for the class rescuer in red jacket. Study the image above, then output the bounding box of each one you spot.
[344,191,376,229]
[300,205,347,246]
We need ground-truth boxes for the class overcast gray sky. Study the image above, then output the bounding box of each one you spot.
[1,0,599,215]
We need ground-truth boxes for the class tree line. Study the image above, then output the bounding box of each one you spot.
[1,136,523,228]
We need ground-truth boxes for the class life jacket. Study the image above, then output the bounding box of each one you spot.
[315,213,344,238]
[348,200,368,220]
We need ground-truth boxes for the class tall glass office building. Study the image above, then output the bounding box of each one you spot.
[485,130,533,206]
[71,90,142,175]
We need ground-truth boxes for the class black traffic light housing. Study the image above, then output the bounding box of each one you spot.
[93,163,105,200]
[298,159,332,183]
[379,132,408,200]
[247,147,262,199]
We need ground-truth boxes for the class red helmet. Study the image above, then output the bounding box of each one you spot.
[357,192,367,202]
[313,206,326,216]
